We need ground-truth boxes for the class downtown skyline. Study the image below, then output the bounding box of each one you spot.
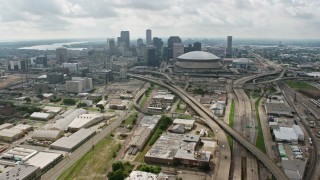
[0,0,319,40]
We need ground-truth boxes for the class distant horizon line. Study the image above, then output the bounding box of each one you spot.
[1,36,320,42]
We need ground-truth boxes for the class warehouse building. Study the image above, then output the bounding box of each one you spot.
[68,114,106,131]
[126,171,157,180]
[32,130,64,141]
[26,151,63,174]
[44,108,87,131]
[232,58,255,69]
[50,128,95,152]
[1,147,38,162]
[144,133,207,167]
[273,126,302,144]
[0,124,32,142]
[265,103,295,117]
[127,115,161,154]
[0,123,13,130]
[0,129,22,142]
[30,112,52,120]
[108,99,127,110]
[0,164,41,180]
[43,106,62,115]
[173,119,195,130]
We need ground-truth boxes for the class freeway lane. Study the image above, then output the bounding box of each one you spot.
[130,74,289,180]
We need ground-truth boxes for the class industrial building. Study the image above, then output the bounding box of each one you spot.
[66,77,93,93]
[1,147,38,162]
[32,130,64,141]
[108,99,127,110]
[144,133,209,167]
[273,125,304,143]
[232,58,255,69]
[152,92,175,102]
[128,115,161,154]
[0,124,32,142]
[26,152,63,174]
[50,128,95,152]
[30,112,52,120]
[126,171,157,180]
[172,119,195,130]
[174,51,223,73]
[68,114,106,131]
[0,164,41,180]
[44,108,87,131]
[265,103,295,117]
[0,123,13,130]
[43,106,62,115]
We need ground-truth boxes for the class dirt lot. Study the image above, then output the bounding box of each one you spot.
[0,75,22,89]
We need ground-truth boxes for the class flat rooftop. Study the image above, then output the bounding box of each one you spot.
[145,133,197,160]
[50,128,95,151]
[26,152,62,169]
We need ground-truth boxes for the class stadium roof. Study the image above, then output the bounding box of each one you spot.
[178,51,219,60]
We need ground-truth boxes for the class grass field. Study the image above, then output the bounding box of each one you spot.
[58,135,119,180]
[285,80,315,89]
[123,113,137,126]
[255,97,266,153]
[228,99,235,148]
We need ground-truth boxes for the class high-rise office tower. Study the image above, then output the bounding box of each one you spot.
[146,29,152,45]
[193,42,201,51]
[226,36,232,58]
[167,36,182,59]
[146,47,159,67]
[107,38,116,55]
[153,37,163,49]
[168,36,182,48]
[137,38,143,47]
[120,31,130,48]
[173,43,184,61]
[56,47,68,63]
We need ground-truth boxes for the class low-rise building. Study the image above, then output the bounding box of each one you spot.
[0,164,41,180]
[32,130,64,141]
[144,133,205,166]
[26,152,63,174]
[173,119,195,130]
[109,99,127,110]
[126,171,157,180]
[30,112,52,120]
[50,128,95,152]
[68,114,107,131]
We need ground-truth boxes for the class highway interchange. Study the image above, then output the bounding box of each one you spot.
[129,73,289,180]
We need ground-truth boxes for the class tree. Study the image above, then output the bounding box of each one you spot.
[77,102,87,108]
[24,97,31,103]
[36,94,44,100]
[63,98,76,105]
[93,97,102,104]
[112,161,124,171]
[108,169,124,180]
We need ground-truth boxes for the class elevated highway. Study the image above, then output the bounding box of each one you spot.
[129,73,288,180]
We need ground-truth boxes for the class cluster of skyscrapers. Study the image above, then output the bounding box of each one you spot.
[105,29,205,67]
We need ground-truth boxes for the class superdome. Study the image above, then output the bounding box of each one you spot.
[174,51,222,71]
[178,51,220,61]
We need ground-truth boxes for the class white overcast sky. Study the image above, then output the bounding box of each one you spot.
[0,0,319,40]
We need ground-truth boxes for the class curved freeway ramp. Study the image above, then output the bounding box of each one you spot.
[129,73,288,180]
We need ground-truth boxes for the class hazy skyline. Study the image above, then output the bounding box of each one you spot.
[0,0,319,40]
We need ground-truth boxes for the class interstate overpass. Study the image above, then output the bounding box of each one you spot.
[129,73,288,180]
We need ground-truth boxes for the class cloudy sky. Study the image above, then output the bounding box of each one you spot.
[0,0,319,40]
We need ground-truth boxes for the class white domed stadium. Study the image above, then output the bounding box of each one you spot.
[174,51,223,73]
